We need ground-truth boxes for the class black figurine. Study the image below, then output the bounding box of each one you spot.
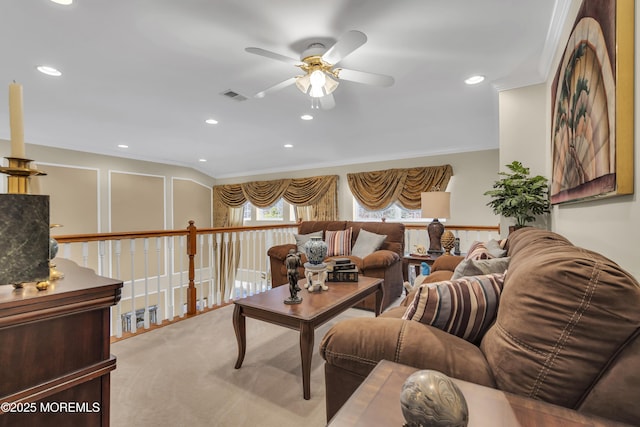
[284,249,303,304]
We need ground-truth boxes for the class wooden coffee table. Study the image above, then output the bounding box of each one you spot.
[232,276,384,400]
[328,360,629,426]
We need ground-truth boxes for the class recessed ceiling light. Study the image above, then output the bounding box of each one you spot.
[117,144,129,149]
[300,114,313,121]
[50,0,73,4]
[284,144,293,148]
[36,65,62,77]
[464,75,485,85]
[199,158,207,162]
[205,118,218,125]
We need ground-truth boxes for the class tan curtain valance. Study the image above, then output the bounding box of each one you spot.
[213,175,338,226]
[347,165,453,210]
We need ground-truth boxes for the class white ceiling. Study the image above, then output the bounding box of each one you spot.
[0,0,564,179]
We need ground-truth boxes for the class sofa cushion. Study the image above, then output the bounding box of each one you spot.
[351,229,387,258]
[346,221,405,257]
[403,272,505,344]
[480,228,640,410]
[320,317,497,388]
[325,228,352,257]
[451,257,510,280]
[293,231,323,253]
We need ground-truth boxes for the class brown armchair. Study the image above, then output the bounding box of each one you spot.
[267,221,405,311]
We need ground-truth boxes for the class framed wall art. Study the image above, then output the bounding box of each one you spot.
[550,0,634,204]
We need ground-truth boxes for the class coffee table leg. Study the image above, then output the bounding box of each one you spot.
[300,322,314,400]
[375,285,384,317]
[233,304,246,369]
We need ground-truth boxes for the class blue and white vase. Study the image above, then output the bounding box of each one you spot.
[304,236,327,265]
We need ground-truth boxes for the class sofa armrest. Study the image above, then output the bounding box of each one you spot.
[320,317,496,388]
[267,243,297,262]
[362,249,400,270]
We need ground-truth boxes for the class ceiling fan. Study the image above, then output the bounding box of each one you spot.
[245,30,394,110]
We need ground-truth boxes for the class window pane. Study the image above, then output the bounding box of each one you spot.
[353,199,422,221]
[257,199,283,221]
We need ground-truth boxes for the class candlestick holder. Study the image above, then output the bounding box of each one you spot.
[0,157,46,194]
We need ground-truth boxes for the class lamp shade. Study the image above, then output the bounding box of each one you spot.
[421,192,451,219]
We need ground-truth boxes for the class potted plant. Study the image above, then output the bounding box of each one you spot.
[484,161,551,229]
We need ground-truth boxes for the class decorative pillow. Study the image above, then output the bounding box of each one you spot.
[451,257,510,280]
[325,228,352,257]
[466,240,507,260]
[486,239,507,258]
[465,241,491,260]
[351,229,387,258]
[402,272,506,344]
[294,231,323,253]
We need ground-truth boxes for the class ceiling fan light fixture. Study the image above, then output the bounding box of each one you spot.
[306,70,325,98]
[295,74,311,94]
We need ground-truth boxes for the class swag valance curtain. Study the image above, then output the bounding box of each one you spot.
[347,164,453,210]
[213,175,338,226]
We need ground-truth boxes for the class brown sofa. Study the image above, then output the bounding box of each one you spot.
[320,228,640,425]
[267,221,405,311]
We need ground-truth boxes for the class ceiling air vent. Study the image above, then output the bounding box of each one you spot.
[221,90,248,101]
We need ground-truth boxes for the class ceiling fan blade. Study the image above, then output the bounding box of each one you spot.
[245,47,302,66]
[254,77,297,98]
[321,30,367,65]
[337,68,395,87]
[320,93,336,110]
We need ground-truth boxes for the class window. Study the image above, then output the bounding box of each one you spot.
[353,199,430,222]
[242,199,296,224]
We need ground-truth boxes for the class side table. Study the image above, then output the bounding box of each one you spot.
[402,254,438,283]
[328,360,629,427]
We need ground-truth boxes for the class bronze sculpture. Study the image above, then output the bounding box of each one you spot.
[284,249,303,304]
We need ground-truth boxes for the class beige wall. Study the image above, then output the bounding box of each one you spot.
[110,172,165,231]
[172,178,213,229]
[215,149,501,227]
[498,0,640,278]
[0,142,215,234]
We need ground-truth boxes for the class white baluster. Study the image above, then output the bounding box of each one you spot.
[250,230,257,295]
[98,240,105,276]
[231,232,239,299]
[215,233,222,305]
[179,235,185,317]
[115,240,122,338]
[82,242,89,268]
[198,234,205,311]
[63,242,71,259]
[130,239,137,334]
[238,232,245,297]
[167,236,174,321]
[143,238,150,329]
[208,234,214,308]
[155,237,162,325]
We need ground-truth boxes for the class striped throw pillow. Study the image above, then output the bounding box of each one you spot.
[465,241,492,260]
[325,228,352,257]
[402,272,505,343]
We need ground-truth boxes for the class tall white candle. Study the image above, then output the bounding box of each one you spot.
[9,82,26,158]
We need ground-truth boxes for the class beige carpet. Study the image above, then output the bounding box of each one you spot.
[110,303,374,427]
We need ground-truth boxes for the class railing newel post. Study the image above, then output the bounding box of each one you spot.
[187,220,197,315]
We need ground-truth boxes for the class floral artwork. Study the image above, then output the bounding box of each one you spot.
[550,0,634,204]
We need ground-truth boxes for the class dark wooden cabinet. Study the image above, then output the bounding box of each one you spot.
[0,259,122,427]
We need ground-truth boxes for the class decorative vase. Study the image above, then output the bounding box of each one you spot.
[400,370,469,427]
[304,236,327,265]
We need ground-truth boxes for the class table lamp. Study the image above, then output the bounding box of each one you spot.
[421,191,451,255]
